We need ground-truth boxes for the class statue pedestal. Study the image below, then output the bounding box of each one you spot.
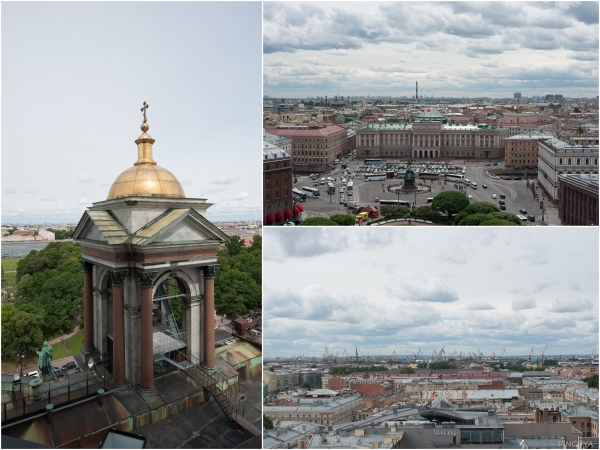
[30,378,42,401]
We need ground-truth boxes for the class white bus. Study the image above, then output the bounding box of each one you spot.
[364,173,387,181]
[379,199,411,208]
[301,186,320,198]
[347,181,354,193]
[517,214,528,224]
[364,158,383,165]
[327,182,335,195]
[292,188,307,200]
[445,174,465,182]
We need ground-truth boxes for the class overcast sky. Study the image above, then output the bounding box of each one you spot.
[263,227,599,359]
[2,2,261,224]
[264,1,599,99]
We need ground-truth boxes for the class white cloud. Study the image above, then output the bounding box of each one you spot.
[232,191,249,200]
[211,176,240,185]
[77,173,94,183]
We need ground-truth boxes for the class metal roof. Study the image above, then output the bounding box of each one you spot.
[85,210,129,245]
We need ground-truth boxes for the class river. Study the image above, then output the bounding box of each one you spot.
[1,242,50,257]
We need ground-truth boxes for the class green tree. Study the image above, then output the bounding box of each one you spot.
[226,235,244,256]
[302,382,311,389]
[250,234,262,251]
[576,125,584,135]
[1,304,45,356]
[215,268,261,315]
[311,364,317,368]
[486,212,521,226]
[431,191,470,221]
[573,107,581,113]
[298,217,339,226]
[269,366,275,372]
[480,219,517,226]
[583,374,598,389]
[417,362,428,369]
[458,213,492,226]
[264,414,274,429]
[400,367,415,374]
[329,214,356,226]
[462,202,500,215]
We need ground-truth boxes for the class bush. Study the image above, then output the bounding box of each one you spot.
[329,214,356,226]
[298,217,339,226]
[410,205,446,223]
[431,191,470,220]
[453,211,469,225]
[457,213,490,226]
[463,202,500,215]
[480,219,518,226]
[486,212,521,226]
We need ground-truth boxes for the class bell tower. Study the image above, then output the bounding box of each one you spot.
[73,105,229,395]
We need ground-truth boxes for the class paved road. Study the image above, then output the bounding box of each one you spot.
[295,159,552,225]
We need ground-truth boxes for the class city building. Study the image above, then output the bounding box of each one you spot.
[266,125,351,172]
[263,142,293,225]
[264,394,363,426]
[504,134,553,169]
[356,108,509,160]
[514,92,522,99]
[562,405,599,437]
[558,173,599,225]
[537,138,599,202]
[264,130,293,153]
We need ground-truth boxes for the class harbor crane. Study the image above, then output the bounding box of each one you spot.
[540,343,548,368]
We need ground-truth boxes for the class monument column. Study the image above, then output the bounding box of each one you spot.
[203,265,217,370]
[81,260,95,354]
[137,272,157,393]
[109,271,127,386]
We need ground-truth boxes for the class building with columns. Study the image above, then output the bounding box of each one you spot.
[357,108,509,160]
[558,173,599,225]
[73,117,229,395]
[537,138,599,203]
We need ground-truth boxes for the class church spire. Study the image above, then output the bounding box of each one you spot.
[134,101,157,166]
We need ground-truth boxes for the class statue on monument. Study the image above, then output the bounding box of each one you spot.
[35,341,54,380]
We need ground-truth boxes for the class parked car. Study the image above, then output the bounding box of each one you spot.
[62,362,76,371]
[27,371,39,378]
[75,367,81,374]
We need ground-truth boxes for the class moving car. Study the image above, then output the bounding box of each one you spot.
[527,215,536,222]
[27,371,39,378]
[500,205,506,210]
[482,184,488,189]
[491,194,497,199]
[519,208,527,214]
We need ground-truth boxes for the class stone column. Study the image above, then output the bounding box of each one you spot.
[81,260,95,355]
[203,266,217,370]
[109,271,127,386]
[137,272,157,394]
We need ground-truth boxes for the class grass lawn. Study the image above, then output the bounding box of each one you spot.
[1,328,84,373]
[51,328,84,361]
[1,256,22,289]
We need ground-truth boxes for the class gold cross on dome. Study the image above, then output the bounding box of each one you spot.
[141,102,149,123]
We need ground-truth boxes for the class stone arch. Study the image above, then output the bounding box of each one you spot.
[153,270,199,299]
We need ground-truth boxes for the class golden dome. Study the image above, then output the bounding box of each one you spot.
[107,122,186,200]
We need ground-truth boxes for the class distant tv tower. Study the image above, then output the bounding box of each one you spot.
[416,81,418,101]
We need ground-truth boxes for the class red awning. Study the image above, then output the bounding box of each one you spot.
[275,211,284,221]
[296,204,304,212]
[265,214,275,224]
[293,207,300,215]
[284,209,292,218]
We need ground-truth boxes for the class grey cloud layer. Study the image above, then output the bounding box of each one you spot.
[264,2,599,97]
[263,228,598,357]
